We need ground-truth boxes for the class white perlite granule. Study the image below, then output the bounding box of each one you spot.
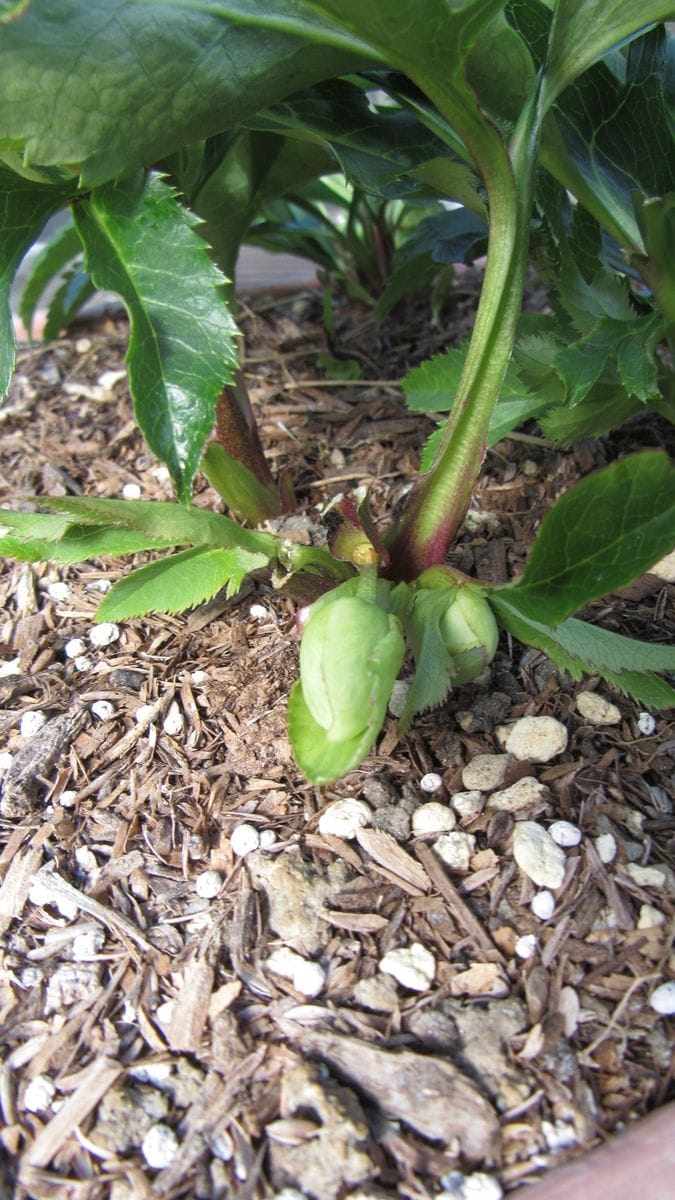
[379,942,435,991]
[318,797,372,839]
[230,824,260,856]
[141,1123,179,1169]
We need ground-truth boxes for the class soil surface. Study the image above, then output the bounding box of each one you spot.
[0,280,674,1200]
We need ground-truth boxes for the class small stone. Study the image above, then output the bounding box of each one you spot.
[29,875,78,919]
[75,846,98,873]
[121,482,142,500]
[142,1123,179,1169]
[259,829,277,850]
[91,700,116,721]
[379,942,435,992]
[47,581,69,602]
[512,821,566,889]
[420,772,444,793]
[541,1119,578,1151]
[272,1190,308,1200]
[637,712,656,736]
[412,802,456,835]
[388,678,410,718]
[94,579,112,593]
[89,622,120,648]
[505,716,568,762]
[451,791,484,821]
[0,657,20,678]
[625,863,666,888]
[249,603,270,620]
[531,890,555,920]
[650,549,675,582]
[162,701,184,736]
[515,934,538,959]
[191,669,209,685]
[522,459,539,478]
[23,1075,56,1114]
[487,777,546,813]
[461,754,513,792]
[230,824,260,856]
[434,831,475,872]
[72,928,104,960]
[266,947,326,997]
[20,710,47,739]
[371,805,411,840]
[576,691,621,726]
[73,656,91,672]
[637,904,665,929]
[135,703,156,725]
[649,981,675,1015]
[75,337,92,353]
[595,833,617,863]
[98,368,127,391]
[441,1170,503,1200]
[318,797,372,839]
[194,870,222,899]
[152,464,171,483]
[450,963,508,999]
[549,820,582,847]
[353,973,399,1013]
[463,509,500,533]
[0,751,14,772]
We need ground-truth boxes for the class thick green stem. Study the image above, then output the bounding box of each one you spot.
[387,81,544,580]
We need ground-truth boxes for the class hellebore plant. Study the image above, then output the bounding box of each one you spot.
[0,1,674,785]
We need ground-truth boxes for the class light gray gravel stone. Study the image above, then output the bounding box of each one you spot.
[595,832,617,863]
[505,716,568,762]
[512,821,566,889]
[487,776,546,813]
[650,981,675,1015]
[576,691,621,726]
[531,890,556,920]
[379,943,435,991]
[318,798,372,839]
[461,754,513,792]
[451,791,484,821]
[412,801,456,835]
[433,831,475,872]
[548,819,582,847]
[142,1123,179,1169]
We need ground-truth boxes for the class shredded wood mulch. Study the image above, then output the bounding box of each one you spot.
[0,281,673,1200]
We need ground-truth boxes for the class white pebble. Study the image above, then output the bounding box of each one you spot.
[650,981,675,1015]
[625,863,666,888]
[66,636,87,660]
[451,791,484,820]
[23,1075,56,1114]
[505,716,568,763]
[73,655,91,672]
[230,824,260,856]
[318,797,372,839]
[541,1119,578,1152]
[433,831,475,872]
[266,947,326,997]
[194,870,222,899]
[121,482,142,500]
[487,777,546,813]
[152,464,171,482]
[531,890,556,920]
[637,904,665,929]
[0,657,20,677]
[191,669,209,685]
[576,691,621,726]
[47,581,70,602]
[272,1190,308,1200]
[135,704,156,725]
[90,700,116,721]
[388,678,410,718]
[29,875,78,920]
[162,701,184,736]
[637,712,656,736]
[0,751,14,772]
[549,820,582,847]
[89,622,120,647]
[513,821,566,889]
[75,846,98,873]
[412,801,456,835]
[441,1170,503,1200]
[20,710,47,739]
[379,942,436,992]
[259,829,277,850]
[420,772,444,793]
[249,603,270,620]
[595,833,617,864]
[515,934,538,959]
[142,1123,179,1169]
[94,578,112,593]
[98,368,127,391]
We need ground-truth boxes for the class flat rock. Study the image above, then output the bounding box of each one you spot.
[487,777,547,813]
[461,754,513,792]
[576,691,622,726]
[512,821,566,889]
[505,716,568,762]
[248,849,348,955]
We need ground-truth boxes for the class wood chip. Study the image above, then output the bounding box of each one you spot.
[21,1056,121,1170]
[165,956,215,1052]
[414,841,506,963]
[322,909,389,933]
[355,827,430,893]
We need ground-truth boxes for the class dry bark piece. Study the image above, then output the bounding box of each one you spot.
[356,827,430,892]
[0,705,87,818]
[288,1030,499,1161]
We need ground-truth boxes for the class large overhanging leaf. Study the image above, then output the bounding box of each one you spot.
[0,0,365,186]
[73,173,240,504]
[544,0,675,107]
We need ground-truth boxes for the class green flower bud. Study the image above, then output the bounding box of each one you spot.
[300,595,405,742]
[439,587,499,684]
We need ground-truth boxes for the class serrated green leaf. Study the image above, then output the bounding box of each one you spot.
[399,589,459,734]
[491,595,675,708]
[0,513,178,564]
[615,315,663,401]
[498,453,675,624]
[97,545,268,621]
[32,496,277,557]
[538,389,644,446]
[288,679,385,786]
[0,164,74,393]
[404,343,531,414]
[18,220,84,337]
[72,172,239,504]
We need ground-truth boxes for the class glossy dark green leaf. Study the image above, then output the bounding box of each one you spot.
[18,220,84,337]
[498,453,675,624]
[73,173,239,504]
[201,441,281,524]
